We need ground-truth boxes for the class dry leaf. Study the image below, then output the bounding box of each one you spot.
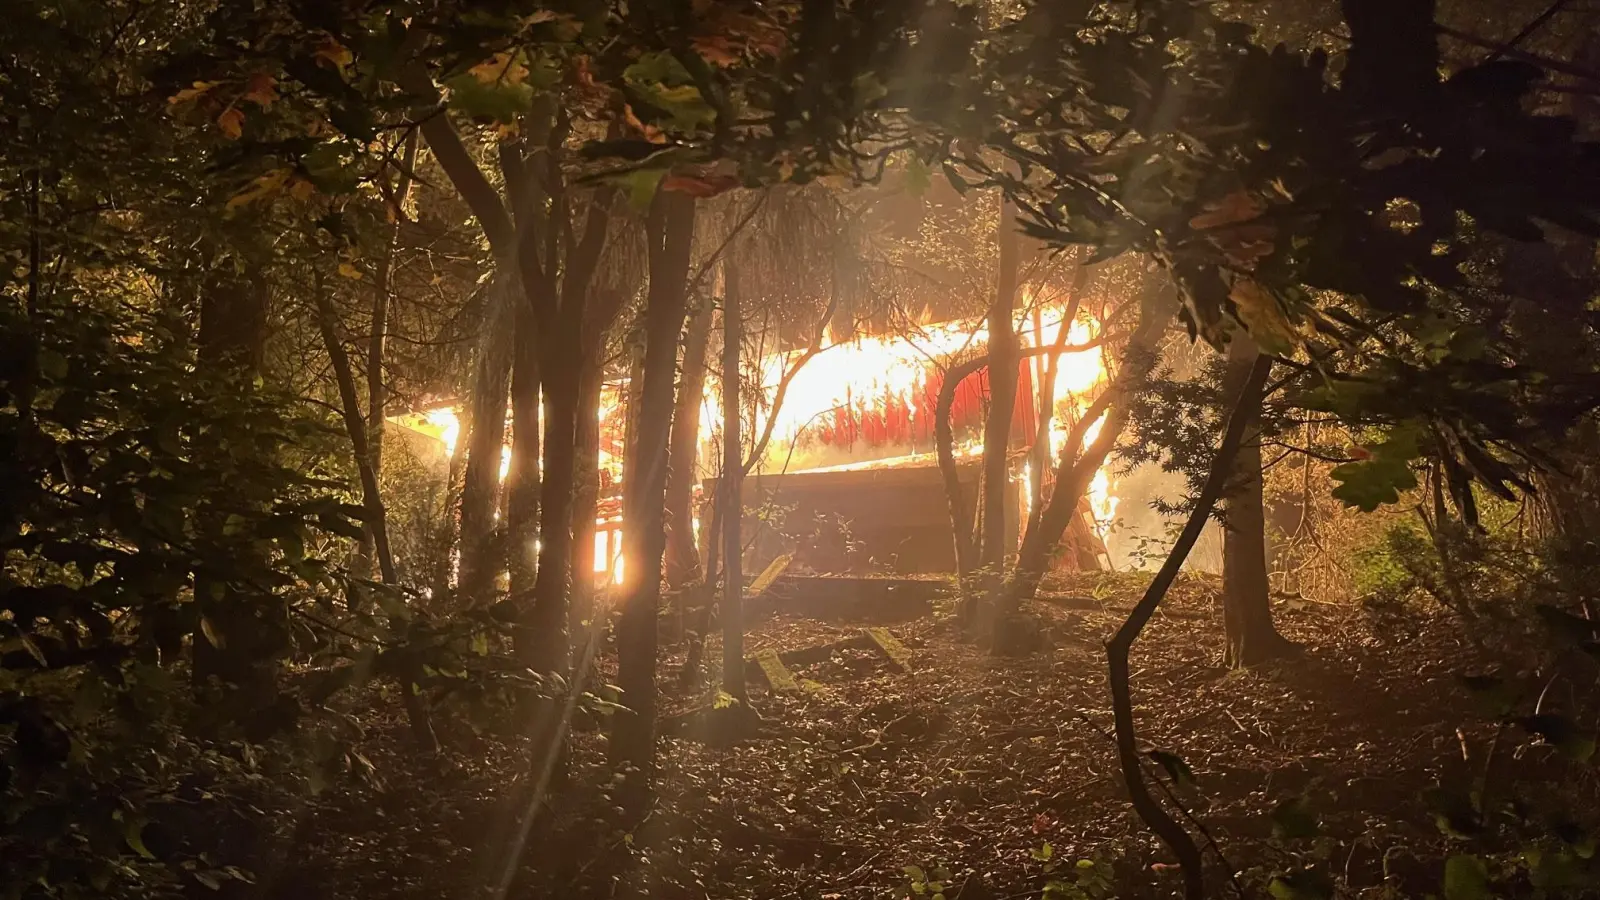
[226,169,291,212]
[469,51,529,86]
[168,81,216,108]
[338,261,364,280]
[216,107,245,140]
[692,34,742,68]
[314,35,353,70]
[288,177,317,202]
[242,72,278,108]
[661,172,741,197]
[1228,278,1298,353]
[622,104,667,144]
[1212,222,1277,270]
[1189,190,1265,230]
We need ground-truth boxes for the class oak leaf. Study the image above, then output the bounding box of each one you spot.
[216,107,245,140]
[1189,190,1265,230]
[242,73,278,108]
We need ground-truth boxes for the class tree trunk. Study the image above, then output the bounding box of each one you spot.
[936,355,984,626]
[193,269,273,696]
[359,132,420,578]
[1220,336,1290,668]
[981,195,1021,570]
[613,191,697,813]
[665,298,714,589]
[524,355,579,674]
[1028,263,1090,536]
[1005,293,1170,610]
[458,276,517,603]
[1109,353,1273,900]
[569,362,604,657]
[721,262,746,702]
[312,279,439,753]
[504,301,541,602]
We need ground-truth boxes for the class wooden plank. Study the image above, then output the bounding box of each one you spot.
[753,648,798,692]
[747,551,793,599]
[864,627,913,672]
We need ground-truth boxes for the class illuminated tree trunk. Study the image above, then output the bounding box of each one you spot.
[1027,262,1090,537]
[1219,335,1290,667]
[981,194,1021,570]
[504,302,540,603]
[665,298,714,589]
[721,262,746,702]
[569,362,603,657]
[1005,294,1170,612]
[521,191,615,676]
[614,191,696,813]
[936,355,982,625]
[525,352,578,674]
[458,277,516,604]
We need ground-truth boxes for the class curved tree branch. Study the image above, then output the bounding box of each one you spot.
[1108,352,1272,900]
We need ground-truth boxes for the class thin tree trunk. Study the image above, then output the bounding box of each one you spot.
[1109,353,1272,900]
[721,262,746,702]
[193,269,272,695]
[937,355,984,625]
[504,301,541,601]
[458,276,517,603]
[981,195,1021,569]
[312,280,439,753]
[359,132,420,578]
[569,363,604,656]
[1220,336,1290,667]
[613,191,697,814]
[1005,296,1169,609]
[1028,266,1090,536]
[665,299,714,589]
[940,341,1105,628]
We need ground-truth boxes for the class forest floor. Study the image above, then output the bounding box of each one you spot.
[257,573,1593,900]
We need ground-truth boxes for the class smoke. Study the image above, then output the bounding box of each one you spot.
[1102,460,1223,574]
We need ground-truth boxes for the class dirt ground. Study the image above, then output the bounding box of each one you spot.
[260,573,1593,900]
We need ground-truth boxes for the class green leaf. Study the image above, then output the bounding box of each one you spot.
[624,52,715,131]
[20,635,49,667]
[1267,868,1333,900]
[124,816,155,859]
[1443,854,1491,900]
[37,350,69,381]
[903,155,932,196]
[1271,796,1320,841]
[617,168,667,210]
[1330,425,1423,511]
[1517,713,1597,762]
[1147,749,1195,787]
[1461,673,1517,717]
[199,616,225,649]
[1031,842,1054,861]
[853,72,889,105]
[444,74,535,122]
[1535,604,1599,646]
